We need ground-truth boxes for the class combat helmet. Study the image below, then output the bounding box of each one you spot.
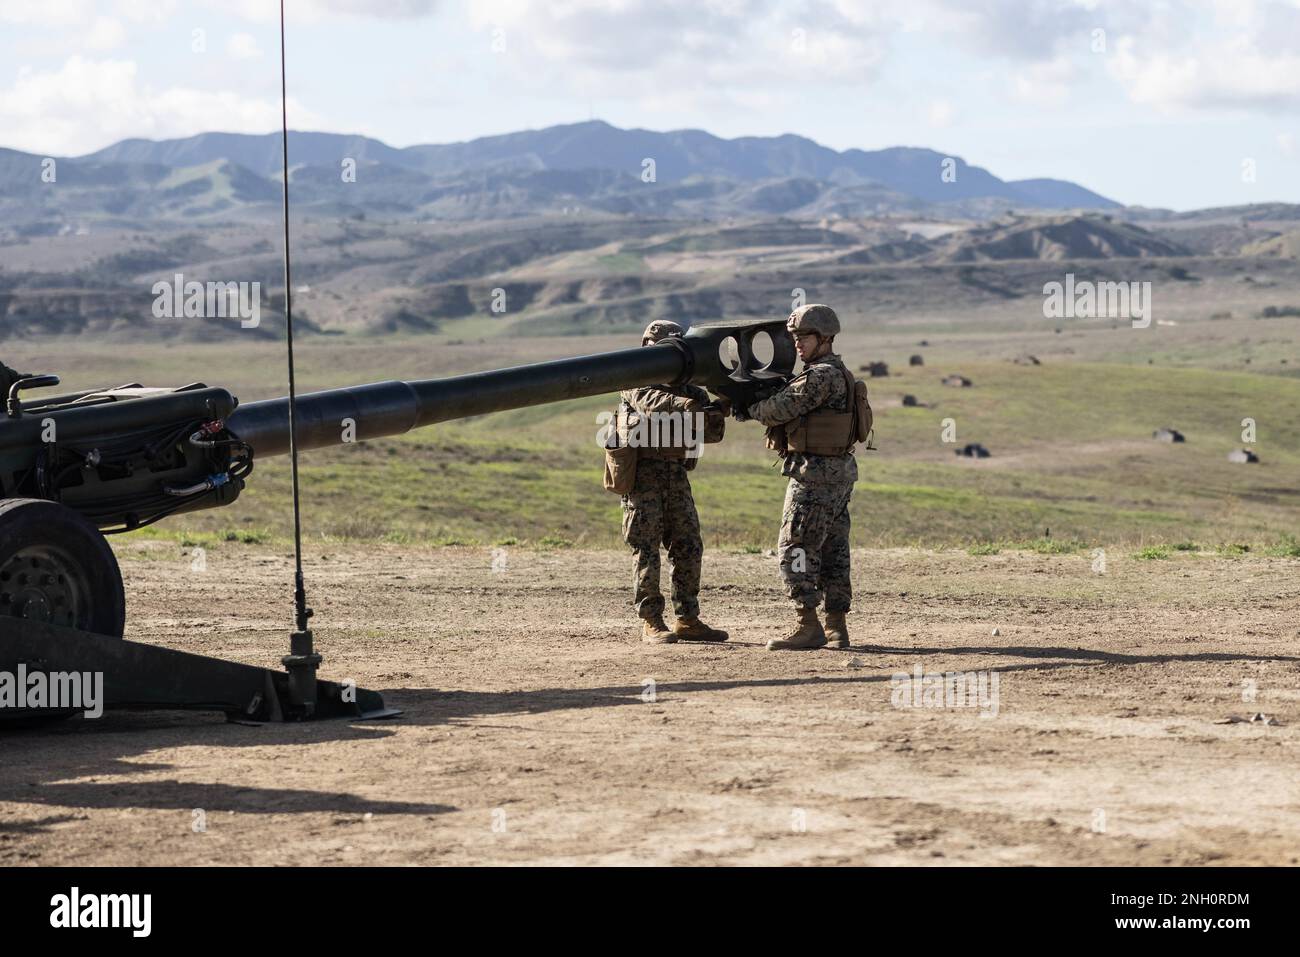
[786,304,840,338]
[642,320,685,345]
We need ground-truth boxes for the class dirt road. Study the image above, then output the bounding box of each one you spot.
[3,543,1297,865]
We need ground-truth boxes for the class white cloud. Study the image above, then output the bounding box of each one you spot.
[83,16,127,50]
[905,0,1109,61]
[0,0,93,25]
[1107,29,1300,112]
[111,0,178,23]
[907,0,1300,114]
[975,0,1298,114]
[1011,55,1078,107]
[226,32,263,59]
[928,98,954,127]
[465,0,891,111]
[0,56,320,155]
[313,0,436,15]
[0,0,177,24]
[11,13,128,54]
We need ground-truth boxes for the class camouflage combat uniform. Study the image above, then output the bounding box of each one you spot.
[619,382,710,621]
[747,354,857,612]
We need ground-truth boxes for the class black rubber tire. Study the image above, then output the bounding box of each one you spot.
[0,498,125,638]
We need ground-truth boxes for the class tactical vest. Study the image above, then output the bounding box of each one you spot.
[785,362,871,456]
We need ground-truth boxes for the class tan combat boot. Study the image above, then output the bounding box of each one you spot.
[641,613,678,644]
[824,611,849,649]
[673,616,729,642]
[766,606,827,651]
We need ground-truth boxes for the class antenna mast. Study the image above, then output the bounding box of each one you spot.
[277,0,321,716]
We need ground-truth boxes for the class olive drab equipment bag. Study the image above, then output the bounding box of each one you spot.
[602,399,639,494]
[851,371,874,448]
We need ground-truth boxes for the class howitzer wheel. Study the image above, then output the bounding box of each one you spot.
[0,499,125,639]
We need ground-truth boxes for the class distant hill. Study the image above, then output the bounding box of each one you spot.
[84,131,410,178]
[1005,178,1119,210]
[1241,230,1300,258]
[925,214,1190,262]
[1122,202,1300,257]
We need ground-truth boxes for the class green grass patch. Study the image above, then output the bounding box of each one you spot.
[1263,536,1300,558]
[223,529,270,545]
[1134,545,1172,560]
[1021,538,1084,554]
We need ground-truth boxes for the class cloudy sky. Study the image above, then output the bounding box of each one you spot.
[2,0,1298,210]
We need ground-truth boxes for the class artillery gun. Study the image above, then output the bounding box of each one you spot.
[0,320,793,723]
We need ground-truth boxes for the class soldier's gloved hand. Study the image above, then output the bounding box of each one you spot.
[733,404,752,422]
[708,397,733,417]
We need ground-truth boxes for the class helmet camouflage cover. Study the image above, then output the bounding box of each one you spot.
[786,304,840,338]
[642,320,685,345]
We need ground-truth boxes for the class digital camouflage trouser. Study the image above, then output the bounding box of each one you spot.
[621,458,703,620]
[777,477,853,612]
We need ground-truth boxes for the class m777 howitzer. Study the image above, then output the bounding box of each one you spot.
[0,319,793,724]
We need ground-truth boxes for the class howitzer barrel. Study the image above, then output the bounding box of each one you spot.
[0,319,791,535]
[227,319,793,458]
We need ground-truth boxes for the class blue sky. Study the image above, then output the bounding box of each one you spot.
[2,0,1298,210]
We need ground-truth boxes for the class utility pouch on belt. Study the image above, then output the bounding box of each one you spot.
[602,401,639,494]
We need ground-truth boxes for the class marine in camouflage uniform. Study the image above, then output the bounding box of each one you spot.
[746,304,858,650]
[620,320,730,645]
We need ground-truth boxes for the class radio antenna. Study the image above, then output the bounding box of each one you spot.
[277,0,321,715]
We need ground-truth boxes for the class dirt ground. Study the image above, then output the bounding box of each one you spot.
[3,543,1297,866]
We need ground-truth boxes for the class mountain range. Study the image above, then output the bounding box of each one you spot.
[0,120,1119,231]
